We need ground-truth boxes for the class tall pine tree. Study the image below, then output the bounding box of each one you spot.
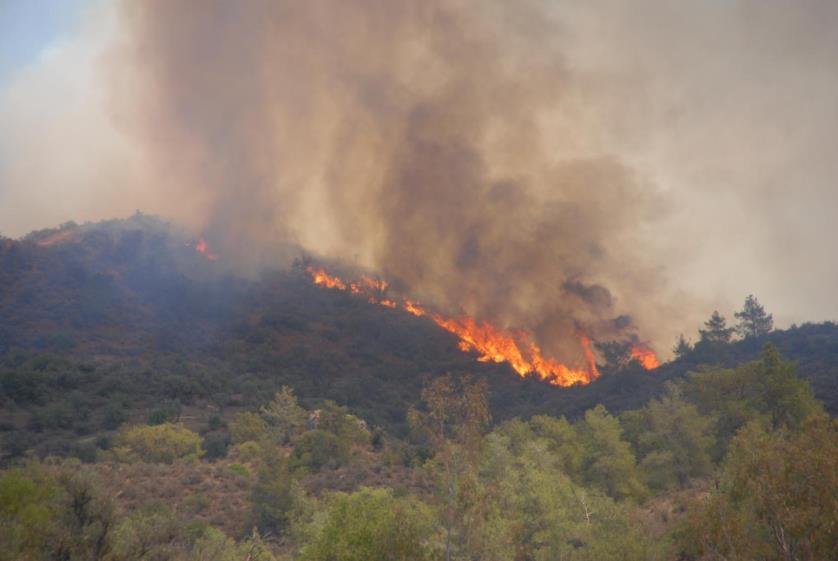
[734,294,773,339]
[699,311,735,344]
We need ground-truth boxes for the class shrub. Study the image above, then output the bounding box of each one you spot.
[227,463,250,477]
[229,412,268,444]
[298,487,437,561]
[202,432,230,461]
[113,423,204,463]
[290,430,349,472]
[230,441,262,463]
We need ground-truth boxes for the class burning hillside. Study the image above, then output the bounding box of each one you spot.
[307,266,659,386]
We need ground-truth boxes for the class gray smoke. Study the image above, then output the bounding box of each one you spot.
[2,0,837,360]
[108,0,673,363]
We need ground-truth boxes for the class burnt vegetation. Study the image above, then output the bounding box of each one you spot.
[0,217,836,560]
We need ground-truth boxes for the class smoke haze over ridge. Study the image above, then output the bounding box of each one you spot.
[1,0,837,359]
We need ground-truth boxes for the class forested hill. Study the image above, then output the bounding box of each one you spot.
[0,216,835,461]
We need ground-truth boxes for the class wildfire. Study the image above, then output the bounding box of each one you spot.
[630,345,661,370]
[193,238,219,261]
[303,266,656,387]
[431,315,599,386]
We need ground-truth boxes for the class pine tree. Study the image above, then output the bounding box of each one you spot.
[699,311,735,344]
[672,334,693,358]
[734,294,773,339]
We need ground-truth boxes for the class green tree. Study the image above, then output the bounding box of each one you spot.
[109,506,183,560]
[734,294,773,339]
[408,375,490,561]
[299,488,434,561]
[0,463,59,561]
[699,310,735,344]
[290,429,349,472]
[529,414,584,480]
[186,527,278,561]
[576,405,646,501]
[478,427,667,561]
[260,386,307,444]
[622,385,715,490]
[112,422,204,463]
[0,460,115,561]
[309,400,370,448]
[297,487,437,561]
[146,399,182,425]
[250,446,298,534]
[680,345,821,457]
[679,416,837,561]
[757,344,820,430]
[229,411,268,444]
[672,334,693,358]
[594,341,633,371]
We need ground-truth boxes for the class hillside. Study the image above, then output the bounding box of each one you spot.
[0,216,836,461]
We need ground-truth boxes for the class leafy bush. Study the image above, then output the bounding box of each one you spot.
[290,429,348,472]
[229,411,268,444]
[112,422,204,463]
[297,487,437,561]
[227,463,250,477]
[202,431,231,460]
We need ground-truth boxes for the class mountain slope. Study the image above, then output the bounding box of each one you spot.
[1,216,835,461]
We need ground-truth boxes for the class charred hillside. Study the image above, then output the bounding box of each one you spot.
[0,216,835,460]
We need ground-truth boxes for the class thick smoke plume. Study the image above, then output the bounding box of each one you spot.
[111,0,670,363]
[5,1,836,358]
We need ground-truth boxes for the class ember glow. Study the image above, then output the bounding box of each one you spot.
[306,266,619,386]
[193,239,219,261]
[630,345,661,370]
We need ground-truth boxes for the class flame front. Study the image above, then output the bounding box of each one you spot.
[630,345,661,369]
[306,266,618,387]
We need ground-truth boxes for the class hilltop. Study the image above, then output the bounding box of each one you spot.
[0,215,835,460]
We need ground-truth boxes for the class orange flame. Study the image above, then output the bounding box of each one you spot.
[430,315,599,386]
[310,267,347,290]
[305,266,603,386]
[630,345,661,369]
[404,299,426,317]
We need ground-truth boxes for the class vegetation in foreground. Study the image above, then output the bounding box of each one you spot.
[1,345,834,561]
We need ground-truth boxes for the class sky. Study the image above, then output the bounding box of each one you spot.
[0,0,836,351]
[0,0,90,86]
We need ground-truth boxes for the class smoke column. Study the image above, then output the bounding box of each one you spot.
[107,0,673,363]
[4,1,836,356]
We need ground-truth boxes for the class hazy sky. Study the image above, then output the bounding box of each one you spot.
[0,0,89,85]
[0,0,836,349]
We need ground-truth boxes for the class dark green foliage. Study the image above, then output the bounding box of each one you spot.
[202,431,230,460]
[0,346,830,561]
[2,216,838,467]
[680,345,821,457]
[595,340,634,371]
[677,416,837,560]
[576,405,647,500]
[699,310,735,344]
[290,430,348,472]
[207,415,224,431]
[735,294,773,339]
[250,447,297,534]
[297,487,436,561]
[0,460,115,561]
[147,399,182,425]
[672,334,692,358]
[621,385,715,490]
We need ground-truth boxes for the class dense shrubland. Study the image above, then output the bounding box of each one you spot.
[1,346,833,560]
[1,219,836,558]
